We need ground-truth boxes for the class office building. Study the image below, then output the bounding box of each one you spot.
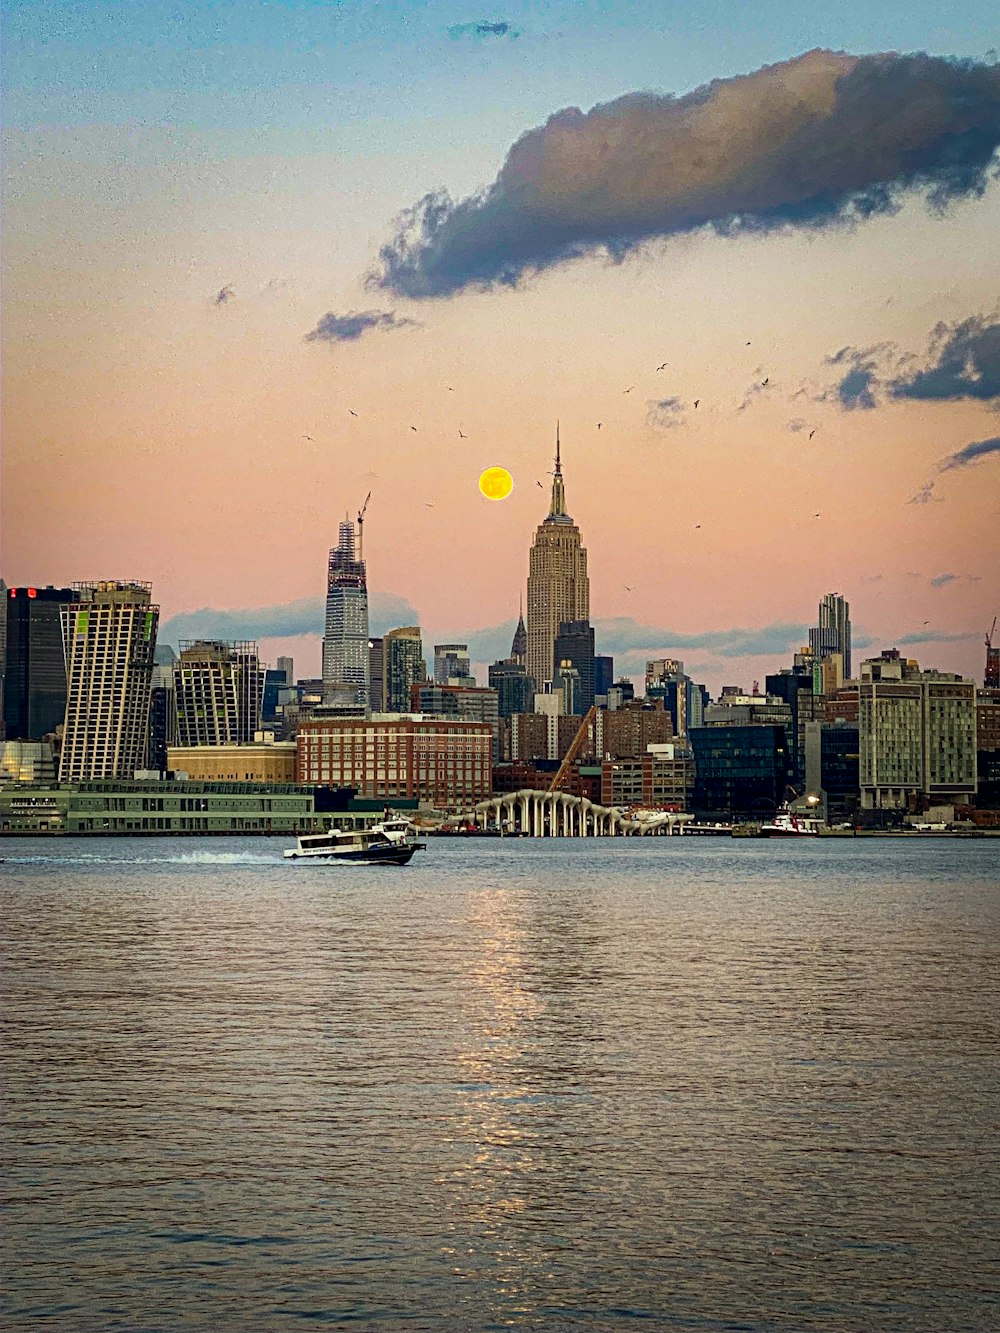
[554,619,595,714]
[297,714,492,808]
[809,593,852,681]
[412,683,501,759]
[322,517,370,712]
[59,581,159,781]
[594,655,614,702]
[276,655,294,685]
[859,650,977,810]
[600,743,695,810]
[690,724,793,818]
[489,658,535,720]
[526,429,589,691]
[3,584,77,741]
[383,627,426,713]
[173,641,264,747]
[804,720,860,822]
[434,644,473,685]
[645,659,707,736]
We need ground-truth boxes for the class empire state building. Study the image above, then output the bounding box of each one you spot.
[526,429,590,691]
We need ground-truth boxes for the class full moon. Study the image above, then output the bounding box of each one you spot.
[478,466,514,501]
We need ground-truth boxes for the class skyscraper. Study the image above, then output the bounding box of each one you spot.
[554,619,595,714]
[322,518,370,713]
[173,640,264,746]
[434,644,472,685]
[526,428,589,692]
[3,584,77,741]
[382,627,425,712]
[59,581,159,781]
[809,593,851,681]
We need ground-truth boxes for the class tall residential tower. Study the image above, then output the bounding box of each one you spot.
[59,580,159,781]
[322,517,370,713]
[526,429,590,693]
[809,593,852,681]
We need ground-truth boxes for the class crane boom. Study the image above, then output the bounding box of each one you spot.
[547,704,598,794]
[357,491,371,561]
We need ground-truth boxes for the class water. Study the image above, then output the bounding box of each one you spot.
[2,836,998,1332]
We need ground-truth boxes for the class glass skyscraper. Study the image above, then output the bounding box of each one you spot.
[322,519,370,714]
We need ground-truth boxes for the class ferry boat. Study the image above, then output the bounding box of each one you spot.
[758,809,822,838]
[284,817,425,864]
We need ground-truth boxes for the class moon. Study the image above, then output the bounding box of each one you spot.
[478,466,514,501]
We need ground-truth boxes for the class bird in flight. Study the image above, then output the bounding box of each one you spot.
[693,399,700,408]
[656,362,668,371]
[349,410,358,418]
[597,422,602,430]
[923,620,930,625]
[425,503,435,508]
[761,377,769,387]
[536,480,544,488]
[446,385,454,391]
[813,512,822,518]
[410,425,418,431]
[303,435,314,442]
[623,385,635,394]
[694,524,702,529]
[624,585,634,592]
[458,430,467,439]
[745,341,751,346]
[808,429,816,439]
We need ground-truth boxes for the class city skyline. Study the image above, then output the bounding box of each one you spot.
[3,5,999,696]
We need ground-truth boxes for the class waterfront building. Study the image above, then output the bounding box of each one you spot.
[803,720,861,822]
[433,644,473,685]
[0,779,415,836]
[554,620,595,714]
[689,724,793,818]
[173,641,264,747]
[383,627,426,713]
[59,581,158,782]
[809,592,852,681]
[322,518,370,712]
[296,714,492,808]
[412,683,501,759]
[859,650,977,810]
[167,735,298,783]
[600,743,695,810]
[766,666,815,781]
[526,429,589,692]
[3,584,77,741]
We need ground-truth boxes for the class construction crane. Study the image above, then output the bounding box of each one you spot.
[547,704,597,794]
[986,616,999,689]
[357,491,371,562]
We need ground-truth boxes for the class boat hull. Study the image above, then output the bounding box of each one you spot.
[285,842,424,865]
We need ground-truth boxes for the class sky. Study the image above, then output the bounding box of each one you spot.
[3,0,999,694]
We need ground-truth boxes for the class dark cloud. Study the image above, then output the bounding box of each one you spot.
[304,309,418,344]
[889,313,1000,403]
[930,573,958,587]
[214,284,235,306]
[938,434,1000,470]
[786,418,809,433]
[447,19,520,40]
[368,49,1000,300]
[160,592,421,645]
[895,628,978,645]
[646,397,685,429]
[592,617,812,661]
[825,344,886,409]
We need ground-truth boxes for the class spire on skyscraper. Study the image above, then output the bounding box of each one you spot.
[548,421,568,521]
[511,597,527,665]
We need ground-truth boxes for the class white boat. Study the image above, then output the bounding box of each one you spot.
[758,809,822,838]
[284,818,426,864]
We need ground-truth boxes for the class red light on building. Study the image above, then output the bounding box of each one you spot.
[28,588,37,598]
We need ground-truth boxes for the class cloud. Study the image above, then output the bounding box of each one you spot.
[930,573,958,587]
[304,309,418,344]
[646,397,685,429]
[825,344,887,409]
[592,617,811,660]
[737,375,775,412]
[447,19,520,41]
[889,313,1000,403]
[895,628,978,645]
[908,481,942,504]
[938,434,1000,470]
[368,49,1000,300]
[214,284,235,306]
[160,592,421,645]
[787,418,809,433]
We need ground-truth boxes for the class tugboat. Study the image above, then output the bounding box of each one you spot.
[758,809,821,838]
[284,816,425,864]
